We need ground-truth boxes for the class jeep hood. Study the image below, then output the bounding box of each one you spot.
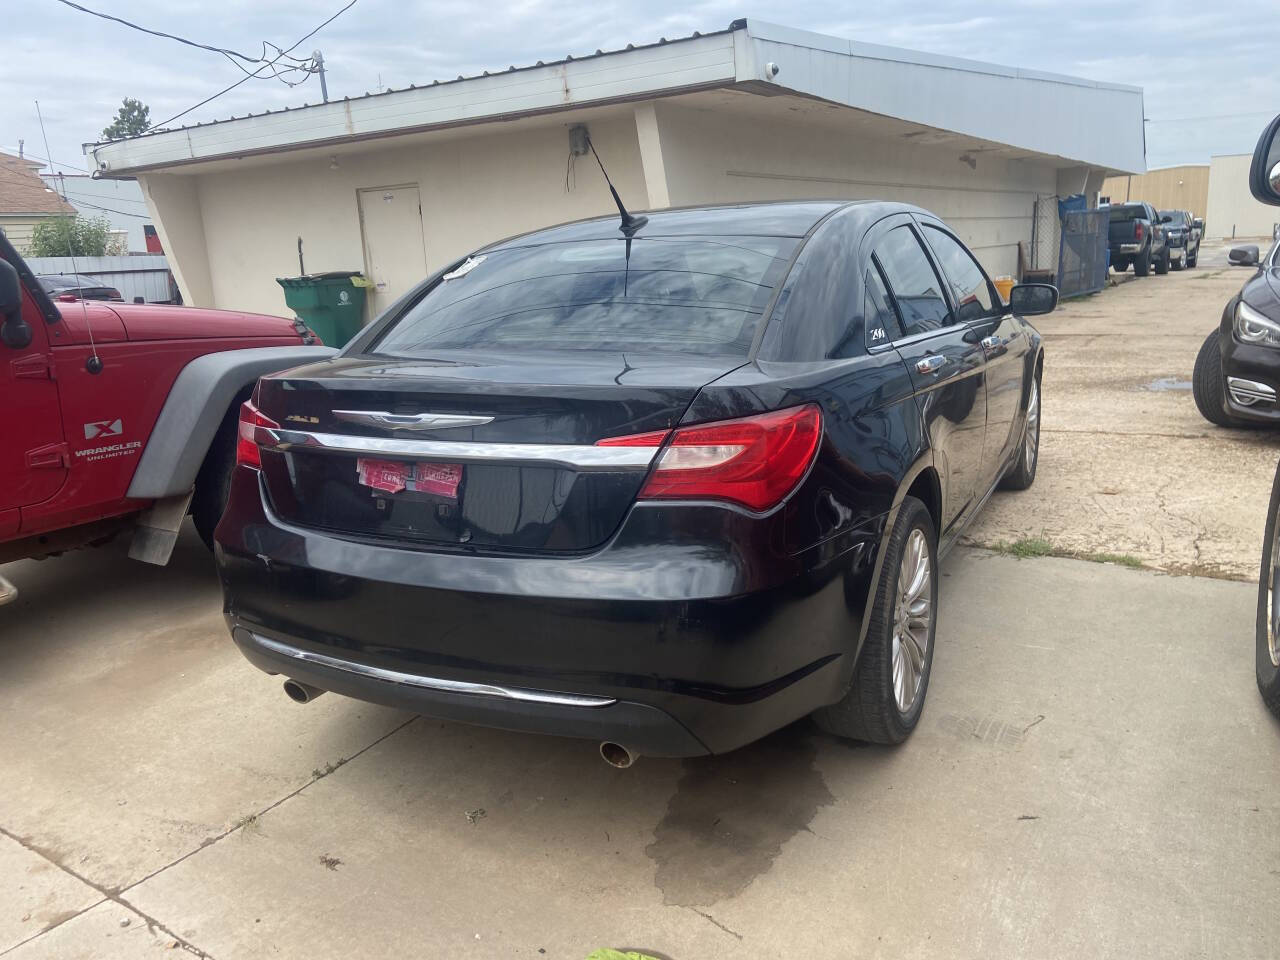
[55,300,298,343]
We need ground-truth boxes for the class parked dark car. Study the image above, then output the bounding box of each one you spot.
[215,200,1054,762]
[1158,209,1200,270]
[1108,202,1169,276]
[37,273,123,302]
[1244,112,1280,717]
[1193,238,1280,427]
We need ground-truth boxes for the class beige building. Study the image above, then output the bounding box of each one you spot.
[1100,164,1209,218]
[91,20,1146,320]
[0,151,76,252]
[1206,153,1280,240]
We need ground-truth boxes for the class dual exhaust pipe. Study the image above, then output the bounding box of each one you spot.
[282,679,639,767]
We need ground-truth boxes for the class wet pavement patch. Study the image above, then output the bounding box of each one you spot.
[1143,377,1192,392]
[645,723,833,906]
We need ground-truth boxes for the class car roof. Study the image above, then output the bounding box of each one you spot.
[39,273,108,286]
[484,200,931,250]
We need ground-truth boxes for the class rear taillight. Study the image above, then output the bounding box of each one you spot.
[1134,222,1143,241]
[236,400,279,469]
[598,405,822,512]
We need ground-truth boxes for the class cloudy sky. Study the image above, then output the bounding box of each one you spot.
[4,0,1278,175]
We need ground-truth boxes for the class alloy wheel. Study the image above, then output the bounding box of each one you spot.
[891,528,933,713]
[1025,379,1040,472]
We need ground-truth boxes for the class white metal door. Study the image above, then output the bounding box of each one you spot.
[357,184,427,321]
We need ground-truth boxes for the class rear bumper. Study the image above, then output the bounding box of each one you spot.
[231,624,711,756]
[1114,243,1142,254]
[215,467,882,756]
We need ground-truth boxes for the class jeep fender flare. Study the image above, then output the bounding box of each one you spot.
[126,345,336,499]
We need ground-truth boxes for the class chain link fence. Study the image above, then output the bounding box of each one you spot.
[1029,195,1060,272]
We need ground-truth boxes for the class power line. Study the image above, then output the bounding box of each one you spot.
[50,0,311,69]
[149,0,357,131]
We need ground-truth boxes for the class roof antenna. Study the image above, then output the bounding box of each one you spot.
[584,133,647,237]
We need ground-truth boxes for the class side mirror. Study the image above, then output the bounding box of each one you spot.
[1229,245,1260,266]
[1008,283,1058,316]
[1193,218,1204,231]
[0,257,31,350]
[1249,113,1280,206]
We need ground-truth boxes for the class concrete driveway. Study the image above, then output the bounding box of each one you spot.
[4,532,1279,959]
[5,246,1280,958]
[968,239,1280,579]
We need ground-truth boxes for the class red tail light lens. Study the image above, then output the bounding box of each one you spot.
[598,405,823,512]
[236,400,279,469]
[1134,222,1143,241]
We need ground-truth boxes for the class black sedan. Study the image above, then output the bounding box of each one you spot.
[37,273,123,302]
[215,200,1053,761]
[1193,239,1280,426]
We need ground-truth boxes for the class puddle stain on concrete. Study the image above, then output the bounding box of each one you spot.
[1142,377,1192,392]
[646,724,833,907]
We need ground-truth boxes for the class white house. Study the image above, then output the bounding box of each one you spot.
[89,19,1146,320]
[40,173,153,252]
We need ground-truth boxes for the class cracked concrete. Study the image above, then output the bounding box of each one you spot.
[967,241,1280,579]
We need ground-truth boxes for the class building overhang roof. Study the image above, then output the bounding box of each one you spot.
[90,19,1147,177]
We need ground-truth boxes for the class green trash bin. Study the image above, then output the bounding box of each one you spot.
[276,271,370,347]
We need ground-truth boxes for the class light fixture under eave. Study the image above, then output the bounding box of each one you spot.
[329,156,340,170]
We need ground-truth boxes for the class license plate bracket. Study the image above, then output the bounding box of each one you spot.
[356,458,462,500]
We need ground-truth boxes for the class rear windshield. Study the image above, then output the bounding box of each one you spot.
[371,235,798,358]
[1159,211,1183,223]
[1109,206,1148,221]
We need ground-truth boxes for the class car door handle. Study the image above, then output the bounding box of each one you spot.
[981,335,1002,352]
[915,355,947,374]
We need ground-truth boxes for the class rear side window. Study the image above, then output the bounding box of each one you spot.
[873,226,951,337]
[372,235,797,358]
[863,264,903,348]
[922,225,996,324]
[1109,205,1148,221]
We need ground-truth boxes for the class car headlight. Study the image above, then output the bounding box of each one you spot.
[1235,300,1280,346]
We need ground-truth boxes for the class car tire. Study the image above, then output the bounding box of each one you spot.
[1134,245,1151,277]
[813,496,938,745]
[191,401,242,550]
[1155,246,1170,275]
[1113,259,1129,273]
[1172,248,1185,271]
[1000,369,1041,491]
[1192,330,1244,428]
[1187,244,1198,268]
[1256,460,1280,719]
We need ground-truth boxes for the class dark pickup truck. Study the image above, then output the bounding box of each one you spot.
[1109,202,1169,277]
[1159,209,1201,270]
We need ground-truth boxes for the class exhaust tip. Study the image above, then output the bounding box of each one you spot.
[599,742,637,769]
[283,679,325,704]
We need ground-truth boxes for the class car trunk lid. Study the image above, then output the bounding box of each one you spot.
[252,351,742,553]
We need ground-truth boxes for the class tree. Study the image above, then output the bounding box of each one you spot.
[27,215,112,258]
[101,98,151,140]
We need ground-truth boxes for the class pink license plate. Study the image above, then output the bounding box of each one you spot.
[356,459,462,499]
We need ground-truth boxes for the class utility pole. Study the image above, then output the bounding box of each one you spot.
[17,139,23,159]
[312,49,329,103]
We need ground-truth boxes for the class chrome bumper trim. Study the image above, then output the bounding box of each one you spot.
[247,631,618,708]
[1227,377,1277,407]
[257,427,657,470]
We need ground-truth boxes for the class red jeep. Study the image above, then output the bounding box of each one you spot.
[0,232,332,601]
